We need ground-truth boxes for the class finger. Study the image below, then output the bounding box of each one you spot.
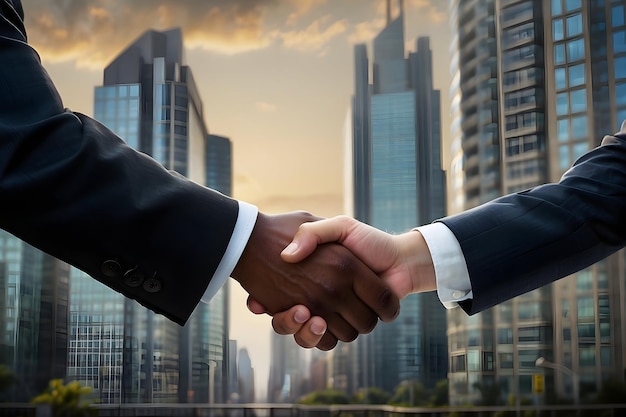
[353,274,400,322]
[315,331,339,351]
[292,317,327,349]
[271,306,312,335]
[246,296,267,315]
[324,313,360,343]
[281,217,353,263]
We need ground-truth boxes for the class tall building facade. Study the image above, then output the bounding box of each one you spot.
[267,333,307,402]
[447,0,626,405]
[67,28,231,404]
[0,236,69,401]
[345,0,448,395]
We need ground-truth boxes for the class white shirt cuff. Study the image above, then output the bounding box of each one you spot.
[414,222,473,309]
[200,201,258,303]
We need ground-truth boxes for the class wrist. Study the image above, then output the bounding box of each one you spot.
[400,230,436,293]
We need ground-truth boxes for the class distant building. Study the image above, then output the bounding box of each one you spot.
[67,28,231,404]
[206,134,233,196]
[237,348,255,403]
[447,0,626,405]
[267,333,307,403]
[344,0,447,395]
[0,238,69,401]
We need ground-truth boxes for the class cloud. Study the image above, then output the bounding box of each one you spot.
[285,0,328,26]
[277,15,347,53]
[255,102,278,113]
[22,0,280,68]
[348,17,386,44]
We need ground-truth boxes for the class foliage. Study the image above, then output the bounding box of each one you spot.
[297,389,350,405]
[352,387,391,405]
[388,381,430,407]
[31,379,96,417]
[473,381,502,406]
[430,379,449,406]
[0,365,16,394]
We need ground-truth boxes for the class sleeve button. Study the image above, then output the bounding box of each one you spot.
[123,270,144,288]
[452,291,464,300]
[101,260,122,278]
[143,277,162,293]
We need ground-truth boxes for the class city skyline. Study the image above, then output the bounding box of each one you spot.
[25,0,452,398]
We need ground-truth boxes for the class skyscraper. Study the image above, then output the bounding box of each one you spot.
[67,28,231,404]
[346,0,447,394]
[447,0,626,405]
[0,235,69,401]
[267,333,307,403]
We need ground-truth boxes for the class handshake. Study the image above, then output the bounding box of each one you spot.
[230,211,438,351]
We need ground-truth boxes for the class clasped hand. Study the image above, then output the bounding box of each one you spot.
[231,212,403,350]
[235,214,436,350]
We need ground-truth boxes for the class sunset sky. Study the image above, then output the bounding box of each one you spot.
[23,0,451,398]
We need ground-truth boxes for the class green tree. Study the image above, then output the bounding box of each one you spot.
[429,379,449,407]
[352,387,391,405]
[473,381,502,406]
[0,365,16,395]
[388,381,430,407]
[297,389,350,405]
[31,379,96,417]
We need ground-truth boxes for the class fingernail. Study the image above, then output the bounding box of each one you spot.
[310,322,326,336]
[294,308,308,323]
[282,242,298,256]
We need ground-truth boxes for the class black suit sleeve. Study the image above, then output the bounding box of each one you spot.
[0,0,240,325]
[440,128,626,314]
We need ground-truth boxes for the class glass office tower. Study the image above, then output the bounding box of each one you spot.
[345,0,447,395]
[447,0,626,405]
[68,28,231,404]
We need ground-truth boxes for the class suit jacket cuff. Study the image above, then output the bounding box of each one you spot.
[415,222,473,308]
[201,201,258,302]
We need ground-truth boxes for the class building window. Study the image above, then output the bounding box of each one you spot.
[568,64,585,87]
[577,297,595,319]
[557,118,569,141]
[555,67,567,89]
[554,44,566,65]
[498,328,514,344]
[566,14,583,37]
[573,142,588,160]
[565,0,581,12]
[613,30,626,53]
[468,350,480,371]
[613,5,625,27]
[571,115,588,139]
[500,353,514,369]
[617,57,626,79]
[601,346,611,367]
[553,18,564,41]
[567,38,585,61]
[579,346,595,367]
[559,144,570,170]
[557,92,569,115]
[482,352,494,371]
[563,328,571,340]
[451,355,466,372]
[577,323,595,339]
[552,0,562,16]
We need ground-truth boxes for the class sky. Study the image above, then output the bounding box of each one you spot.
[22,0,451,400]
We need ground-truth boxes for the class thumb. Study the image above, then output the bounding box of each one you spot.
[280,218,346,263]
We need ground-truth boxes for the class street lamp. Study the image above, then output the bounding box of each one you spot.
[535,357,579,406]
